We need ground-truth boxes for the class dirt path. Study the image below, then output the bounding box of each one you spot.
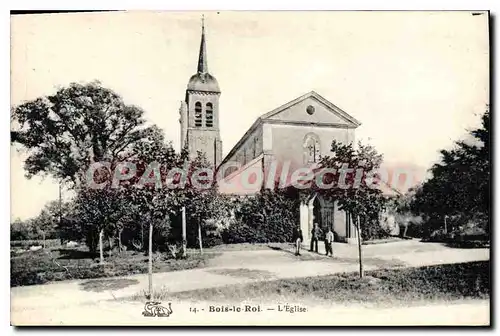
[11,240,490,325]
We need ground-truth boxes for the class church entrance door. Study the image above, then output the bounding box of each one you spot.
[313,196,323,232]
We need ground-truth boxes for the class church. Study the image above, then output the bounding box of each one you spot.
[179,21,368,245]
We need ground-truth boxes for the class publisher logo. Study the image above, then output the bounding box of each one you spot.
[142,301,173,317]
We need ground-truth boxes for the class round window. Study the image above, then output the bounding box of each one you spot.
[306,105,315,115]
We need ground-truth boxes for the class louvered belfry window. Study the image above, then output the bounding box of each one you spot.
[206,102,213,127]
[194,102,202,127]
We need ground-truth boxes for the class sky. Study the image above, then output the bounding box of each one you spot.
[10,11,489,220]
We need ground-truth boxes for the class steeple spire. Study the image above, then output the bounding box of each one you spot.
[197,15,208,74]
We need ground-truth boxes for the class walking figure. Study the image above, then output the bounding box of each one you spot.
[292,226,303,256]
[310,223,322,253]
[325,227,334,256]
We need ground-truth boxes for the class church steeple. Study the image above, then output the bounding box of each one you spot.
[197,15,208,74]
[186,15,220,93]
[181,14,223,168]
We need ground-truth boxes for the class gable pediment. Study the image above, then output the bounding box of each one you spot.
[261,91,361,128]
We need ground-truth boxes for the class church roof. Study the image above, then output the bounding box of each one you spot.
[187,17,220,93]
[187,73,220,93]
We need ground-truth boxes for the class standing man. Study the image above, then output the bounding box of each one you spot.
[292,226,303,256]
[310,223,322,253]
[325,227,334,257]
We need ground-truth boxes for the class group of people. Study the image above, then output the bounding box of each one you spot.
[292,223,334,257]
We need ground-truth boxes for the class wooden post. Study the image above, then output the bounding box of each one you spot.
[355,216,364,279]
[356,225,364,278]
[198,220,203,255]
[181,206,187,258]
[99,229,104,264]
[148,223,153,300]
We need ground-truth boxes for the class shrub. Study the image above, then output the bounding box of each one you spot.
[223,188,299,244]
[423,228,453,242]
[362,218,391,241]
[221,221,268,244]
[203,231,224,248]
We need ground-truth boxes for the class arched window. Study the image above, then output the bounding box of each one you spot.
[194,102,202,127]
[205,102,213,127]
[303,133,321,164]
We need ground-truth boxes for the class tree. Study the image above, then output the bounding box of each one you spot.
[392,186,424,238]
[120,128,186,299]
[181,152,231,254]
[11,218,36,241]
[31,209,56,248]
[11,81,157,187]
[412,108,490,236]
[73,187,123,263]
[317,140,387,278]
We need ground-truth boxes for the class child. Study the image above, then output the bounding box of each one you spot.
[292,226,303,256]
[325,227,334,256]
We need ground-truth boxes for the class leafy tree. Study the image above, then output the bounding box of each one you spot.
[11,218,36,241]
[180,152,231,253]
[11,81,157,186]
[412,109,490,236]
[31,209,56,248]
[392,186,424,238]
[118,129,186,299]
[73,187,123,263]
[14,201,68,247]
[317,140,387,278]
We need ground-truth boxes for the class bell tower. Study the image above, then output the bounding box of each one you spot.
[180,16,222,168]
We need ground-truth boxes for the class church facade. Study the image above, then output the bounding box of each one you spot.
[217,91,362,244]
[180,21,363,244]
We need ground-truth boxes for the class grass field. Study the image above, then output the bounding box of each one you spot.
[11,241,298,287]
[11,246,218,287]
[165,261,490,306]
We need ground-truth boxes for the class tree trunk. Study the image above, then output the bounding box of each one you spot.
[99,229,104,264]
[403,223,408,237]
[148,223,153,300]
[42,231,46,249]
[355,220,364,278]
[198,219,203,255]
[108,236,113,257]
[118,229,123,253]
[181,207,187,258]
[141,223,145,252]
